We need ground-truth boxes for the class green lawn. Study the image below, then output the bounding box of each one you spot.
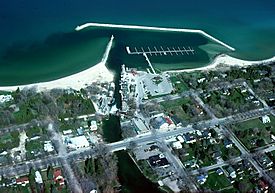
[0,131,20,151]
[160,97,208,123]
[25,139,43,152]
[26,127,42,138]
[202,172,232,191]
[233,115,275,150]
[137,160,159,182]
[170,76,189,93]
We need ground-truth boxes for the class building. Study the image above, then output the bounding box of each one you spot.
[63,130,73,135]
[261,115,271,124]
[216,168,223,175]
[224,139,233,148]
[44,141,54,152]
[172,141,182,149]
[35,171,43,184]
[258,180,269,193]
[225,166,236,179]
[16,177,29,186]
[183,133,196,144]
[0,95,13,103]
[54,169,65,186]
[67,136,90,149]
[148,154,169,168]
[151,116,168,130]
[90,121,98,131]
[197,174,207,184]
[176,135,185,143]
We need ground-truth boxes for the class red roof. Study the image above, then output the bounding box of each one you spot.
[16,177,29,183]
[54,169,64,185]
[54,169,62,178]
[259,180,268,190]
[165,117,173,125]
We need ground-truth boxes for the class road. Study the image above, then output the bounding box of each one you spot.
[190,157,242,175]
[158,139,199,191]
[0,106,273,178]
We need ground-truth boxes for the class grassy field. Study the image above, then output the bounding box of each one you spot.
[160,98,191,121]
[160,97,208,123]
[169,76,189,94]
[232,115,275,150]
[202,87,262,118]
[202,171,232,191]
[0,131,19,151]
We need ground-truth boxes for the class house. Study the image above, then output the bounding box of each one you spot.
[172,141,182,149]
[224,139,233,148]
[63,130,73,135]
[216,168,223,175]
[35,171,43,184]
[77,127,84,135]
[258,180,269,193]
[176,135,185,143]
[196,130,202,137]
[261,115,271,124]
[197,77,206,83]
[148,154,170,168]
[213,151,222,160]
[150,116,168,130]
[164,117,175,129]
[44,141,54,152]
[67,136,90,149]
[0,95,13,103]
[197,174,207,184]
[225,166,236,178]
[183,134,196,144]
[171,115,182,126]
[202,130,211,139]
[16,177,29,186]
[90,121,98,131]
[184,159,197,168]
[259,155,273,168]
[54,169,65,186]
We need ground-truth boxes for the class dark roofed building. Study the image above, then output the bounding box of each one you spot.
[148,154,169,168]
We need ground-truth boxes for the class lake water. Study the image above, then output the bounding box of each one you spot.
[0,0,274,86]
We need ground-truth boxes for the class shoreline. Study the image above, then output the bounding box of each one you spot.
[75,22,235,51]
[165,54,275,73]
[0,35,115,92]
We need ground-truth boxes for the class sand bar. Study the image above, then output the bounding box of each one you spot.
[165,54,275,73]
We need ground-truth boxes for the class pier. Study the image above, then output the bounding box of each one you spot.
[126,46,195,56]
[125,45,195,74]
[75,22,236,51]
[143,53,156,74]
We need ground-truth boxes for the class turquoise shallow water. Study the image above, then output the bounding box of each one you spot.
[0,0,274,85]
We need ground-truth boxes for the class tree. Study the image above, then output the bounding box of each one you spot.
[47,166,54,181]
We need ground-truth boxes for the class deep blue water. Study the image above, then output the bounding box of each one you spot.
[0,0,274,60]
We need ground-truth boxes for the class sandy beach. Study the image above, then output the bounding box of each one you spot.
[0,35,115,92]
[75,22,235,51]
[165,54,275,73]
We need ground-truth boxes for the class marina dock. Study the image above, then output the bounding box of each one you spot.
[126,46,195,56]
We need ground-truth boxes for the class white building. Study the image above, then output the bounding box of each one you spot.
[172,141,182,149]
[0,95,13,103]
[63,129,73,135]
[262,115,271,124]
[68,136,90,149]
[176,135,185,143]
[90,121,98,131]
[44,141,54,152]
[35,171,43,184]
